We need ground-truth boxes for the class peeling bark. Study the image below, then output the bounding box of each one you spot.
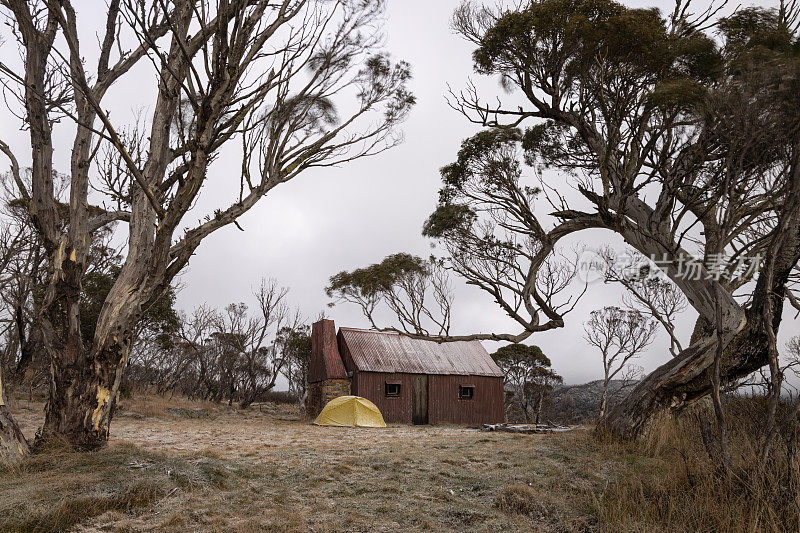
[3,0,411,450]
[37,336,129,449]
[601,238,796,439]
[599,316,770,438]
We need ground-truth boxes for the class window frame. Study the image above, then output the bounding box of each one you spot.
[458,385,475,400]
[385,381,401,398]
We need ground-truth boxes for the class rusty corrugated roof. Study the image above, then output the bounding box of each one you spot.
[339,327,504,377]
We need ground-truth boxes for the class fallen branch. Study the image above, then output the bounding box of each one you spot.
[482,423,582,434]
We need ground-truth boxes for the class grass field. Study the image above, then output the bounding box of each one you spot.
[1,394,794,532]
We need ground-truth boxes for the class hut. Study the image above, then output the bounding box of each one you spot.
[305,319,505,425]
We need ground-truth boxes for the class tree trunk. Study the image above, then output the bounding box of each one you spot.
[535,390,544,424]
[518,382,530,423]
[37,334,130,449]
[37,221,151,450]
[598,381,609,420]
[601,198,800,439]
[600,304,776,439]
[0,368,29,462]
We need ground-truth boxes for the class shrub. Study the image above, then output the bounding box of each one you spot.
[262,390,299,405]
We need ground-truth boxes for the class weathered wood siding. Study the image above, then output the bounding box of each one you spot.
[352,371,504,425]
[337,327,505,425]
[352,371,413,423]
[428,375,505,425]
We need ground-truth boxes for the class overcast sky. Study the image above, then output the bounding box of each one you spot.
[1,0,793,386]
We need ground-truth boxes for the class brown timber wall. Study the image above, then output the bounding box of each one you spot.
[352,371,413,424]
[428,375,505,425]
[352,371,504,425]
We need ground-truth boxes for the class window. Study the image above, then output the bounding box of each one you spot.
[459,385,475,400]
[385,382,401,397]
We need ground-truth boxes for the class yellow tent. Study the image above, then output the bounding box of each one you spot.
[313,396,387,428]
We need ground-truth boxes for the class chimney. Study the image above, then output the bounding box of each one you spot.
[305,319,350,419]
[308,319,347,383]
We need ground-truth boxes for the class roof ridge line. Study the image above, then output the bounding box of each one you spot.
[338,326,399,335]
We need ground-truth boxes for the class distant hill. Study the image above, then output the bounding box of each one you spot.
[545,379,639,422]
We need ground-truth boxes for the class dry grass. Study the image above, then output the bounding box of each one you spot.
[593,402,800,533]
[119,392,222,419]
[494,485,547,517]
[1,393,797,532]
[0,441,235,533]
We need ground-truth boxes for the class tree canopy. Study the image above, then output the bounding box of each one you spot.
[427,0,800,438]
[326,253,452,336]
[492,343,562,423]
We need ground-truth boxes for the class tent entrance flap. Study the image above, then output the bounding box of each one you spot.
[313,396,386,427]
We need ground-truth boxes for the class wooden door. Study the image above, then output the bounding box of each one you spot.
[411,375,428,425]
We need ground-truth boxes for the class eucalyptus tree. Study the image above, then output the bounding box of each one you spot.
[0,213,32,462]
[598,248,688,357]
[427,0,800,438]
[584,307,656,418]
[215,279,303,408]
[491,343,562,423]
[277,324,311,399]
[0,369,28,462]
[0,0,413,452]
[327,253,454,337]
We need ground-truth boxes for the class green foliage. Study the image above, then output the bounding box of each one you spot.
[719,7,800,56]
[471,0,723,118]
[427,128,537,235]
[426,2,734,256]
[646,78,708,109]
[278,326,311,364]
[493,343,563,387]
[439,128,521,190]
[326,253,430,298]
[358,54,416,121]
[492,343,552,372]
[80,270,115,346]
[426,0,798,252]
[421,203,476,239]
[670,28,722,82]
[474,0,719,81]
[521,121,573,169]
[473,0,626,75]
[139,285,181,350]
[493,343,563,422]
[327,253,451,335]
[281,94,339,130]
[277,324,312,396]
